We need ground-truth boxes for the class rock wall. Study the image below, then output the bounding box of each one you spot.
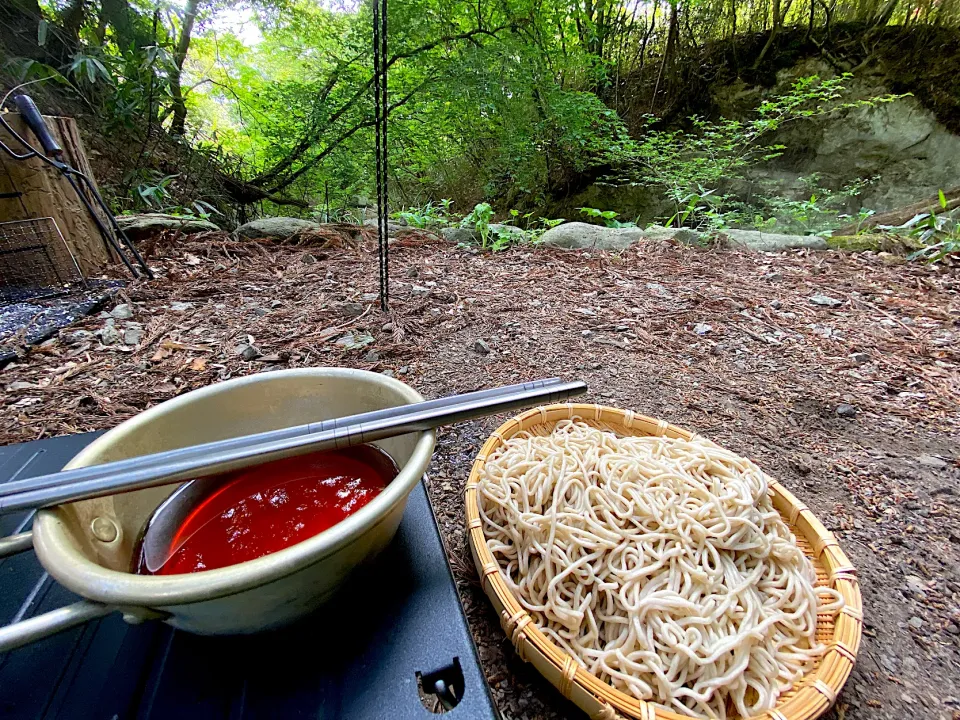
[560,58,960,225]
[714,59,960,213]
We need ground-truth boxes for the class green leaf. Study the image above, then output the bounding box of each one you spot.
[939,189,948,210]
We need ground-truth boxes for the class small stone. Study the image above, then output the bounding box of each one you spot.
[905,575,927,594]
[947,624,960,635]
[615,325,629,332]
[411,285,430,296]
[99,324,121,345]
[260,354,283,363]
[6,381,37,391]
[879,251,906,266]
[235,343,261,361]
[809,294,843,307]
[581,330,593,338]
[361,293,379,301]
[301,253,318,264]
[849,352,870,365]
[380,369,396,378]
[381,322,395,332]
[762,272,783,282]
[62,329,93,346]
[693,323,712,335]
[472,339,491,354]
[836,403,858,418]
[169,301,194,312]
[769,299,782,310]
[916,454,948,470]
[398,366,409,375]
[791,454,814,475]
[646,282,671,298]
[337,302,365,318]
[908,616,924,630]
[110,303,133,319]
[123,327,144,346]
[362,350,380,362]
[270,300,284,308]
[405,266,419,278]
[710,344,723,356]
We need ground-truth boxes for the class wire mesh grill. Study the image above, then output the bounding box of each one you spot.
[0,217,85,303]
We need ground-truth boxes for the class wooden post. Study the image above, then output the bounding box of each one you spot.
[0,111,116,275]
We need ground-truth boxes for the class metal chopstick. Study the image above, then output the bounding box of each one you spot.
[0,380,587,513]
[0,377,563,499]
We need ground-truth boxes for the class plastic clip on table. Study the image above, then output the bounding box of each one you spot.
[0,432,499,720]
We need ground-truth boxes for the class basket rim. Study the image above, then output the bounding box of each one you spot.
[465,403,863,720]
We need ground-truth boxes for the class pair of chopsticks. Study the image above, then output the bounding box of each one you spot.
[0,377,586,513]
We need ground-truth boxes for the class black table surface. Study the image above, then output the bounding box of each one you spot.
[0,432,498,720]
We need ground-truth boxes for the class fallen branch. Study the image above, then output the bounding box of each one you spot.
[834,186,960,235]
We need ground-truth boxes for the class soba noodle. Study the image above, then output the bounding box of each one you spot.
[477,419,843,719]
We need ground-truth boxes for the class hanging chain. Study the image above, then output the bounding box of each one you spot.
[373,0,389,312]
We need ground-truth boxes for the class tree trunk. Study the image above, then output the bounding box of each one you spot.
[169,0,200,136]
[99,0,137,50]
[754,0,782,67]
[650,1,678,112]
[61,0,89,42]
[635,0,659,77]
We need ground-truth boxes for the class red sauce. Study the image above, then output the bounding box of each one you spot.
[137,445,397,575]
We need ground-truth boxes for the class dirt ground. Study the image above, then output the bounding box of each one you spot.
[1,230,958,720]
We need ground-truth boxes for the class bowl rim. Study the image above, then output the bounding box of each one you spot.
[465,403,863,720]
[33,367,436,606]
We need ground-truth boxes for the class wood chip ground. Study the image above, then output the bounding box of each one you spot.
[2,229,958,720]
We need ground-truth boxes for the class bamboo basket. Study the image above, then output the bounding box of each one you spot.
[465,404,862,720]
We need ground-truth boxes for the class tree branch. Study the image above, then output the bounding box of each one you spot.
[265,78,430,193]
[247,22,516,189]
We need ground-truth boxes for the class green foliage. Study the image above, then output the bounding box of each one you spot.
[612,75,906,231]
[740,175,880,235]
[392,199,453,228]
[578,207,636,228]
[8,0,935,232]
[461,202,495,247]
[126,169,221,220]
[66,53,112,85]
[903,196,960,263]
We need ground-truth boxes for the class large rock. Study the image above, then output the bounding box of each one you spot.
[713,59,960,214]
[116,213,219,241]
[441,227,479,244]
[362,218,409,234]
[641,224,703,245]
[547,184,671,227]
[722,229,828,252]
[235,217,321,239]
[540,222,645,250]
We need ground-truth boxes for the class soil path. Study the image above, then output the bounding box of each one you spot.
[1,232,958,720]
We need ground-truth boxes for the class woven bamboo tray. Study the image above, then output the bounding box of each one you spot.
[465,404,862,720]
